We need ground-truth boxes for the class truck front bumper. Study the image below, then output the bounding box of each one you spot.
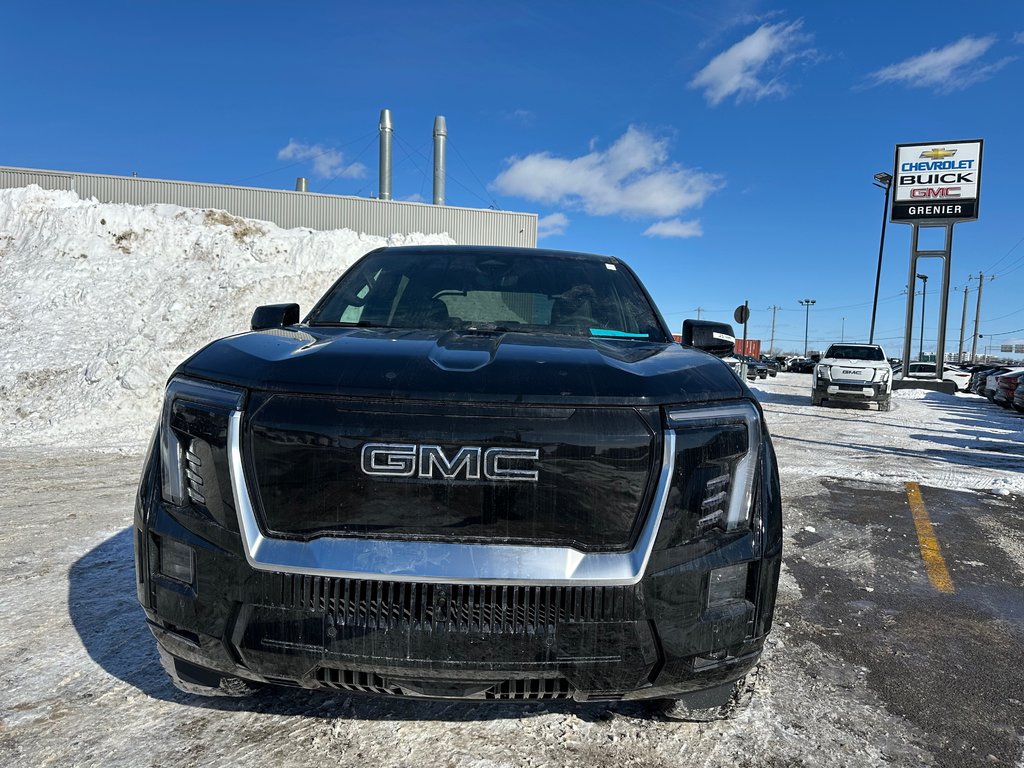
[814,379,888,403]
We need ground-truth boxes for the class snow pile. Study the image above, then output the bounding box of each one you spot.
[0,185,454,450]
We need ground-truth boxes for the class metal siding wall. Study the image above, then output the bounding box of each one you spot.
[0,166,537,247]
[0,168,74,192]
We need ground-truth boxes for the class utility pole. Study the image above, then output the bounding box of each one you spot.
[970,272,984,363]
[769,305,778,355]
[696,306,703,320]
[799,299,816,357]
[957,281,969,364]
[841,316,846,342]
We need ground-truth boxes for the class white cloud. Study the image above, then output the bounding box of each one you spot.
[643,219,704,239]
[865,36,1014,91]
[690,20,816,106]
[1013,31,1024,45]
[277,140,367,179]
[503,109,536,126]
[492,126,722,219]
[400,193,426,203]
[537,212,569,238]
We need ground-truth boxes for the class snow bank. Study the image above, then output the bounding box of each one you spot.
[0,186,454,450]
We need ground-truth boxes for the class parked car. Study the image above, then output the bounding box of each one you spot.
[1013,376,1024,412]
[969,366,1001,396]
[133,245,782,716]
[903,362,973,391]
[994,370,1024,408]
[811,343,892,410]
[984,367,1021,401]
[737,354,768,379]
[788,357,815,374]
[760,356,779,377]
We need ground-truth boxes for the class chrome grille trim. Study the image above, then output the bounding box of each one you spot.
[227,410,675,585]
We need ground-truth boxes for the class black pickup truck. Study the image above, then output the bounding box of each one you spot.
[134,245,781,716]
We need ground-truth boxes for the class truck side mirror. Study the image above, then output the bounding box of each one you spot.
[681,319,735,358]
[251,303,300,330]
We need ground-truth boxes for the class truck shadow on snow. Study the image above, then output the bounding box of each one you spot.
[68,528,650,722]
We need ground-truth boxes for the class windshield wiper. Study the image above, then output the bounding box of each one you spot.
[308,320,390,328]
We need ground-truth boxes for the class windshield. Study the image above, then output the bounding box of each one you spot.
[824,345,885,361]
[307,249,669,341]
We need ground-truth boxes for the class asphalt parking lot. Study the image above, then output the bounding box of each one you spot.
[1,373,1021,767]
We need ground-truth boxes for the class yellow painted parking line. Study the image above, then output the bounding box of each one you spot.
[904,482,955,594]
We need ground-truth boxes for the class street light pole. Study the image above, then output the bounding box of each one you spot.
[799,299,816,357]
[916,273,928,362]
[841,316,846,342]
[869,172,892,344]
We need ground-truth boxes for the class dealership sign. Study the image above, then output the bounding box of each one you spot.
[891,139,983,223]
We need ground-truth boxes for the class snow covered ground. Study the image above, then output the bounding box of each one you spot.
[752,373,1024,495]
[1,190,1021,766]
[0,186,453,451]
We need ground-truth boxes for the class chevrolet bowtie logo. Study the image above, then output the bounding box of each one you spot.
[920,147,957,160]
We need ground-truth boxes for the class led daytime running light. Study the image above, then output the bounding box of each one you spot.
[666,402,761,531]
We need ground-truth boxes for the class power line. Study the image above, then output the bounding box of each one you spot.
[984,233,1024,274]
[317,133,380,194]
[982,306,1024,323]
[393,131,496,209]
[449,140,500,209]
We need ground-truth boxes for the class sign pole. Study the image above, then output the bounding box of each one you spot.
[742,300,749,354]
[901,228,919,373]
[890,139,982,379]
[935,224,953,370]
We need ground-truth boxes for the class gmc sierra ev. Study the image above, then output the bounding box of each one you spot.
[134,245,782,709]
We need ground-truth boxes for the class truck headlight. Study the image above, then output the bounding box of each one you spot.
[159,377,245,528]
[657,402,762,547]
[815,364,830,380]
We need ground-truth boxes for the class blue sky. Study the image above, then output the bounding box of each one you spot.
[3,1,1023,355]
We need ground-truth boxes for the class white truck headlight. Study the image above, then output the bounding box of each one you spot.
[815,364,830,380]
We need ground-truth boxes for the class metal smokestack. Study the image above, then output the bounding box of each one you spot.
[378,108,393,200]
[433,115,447,205]
[295,176,308,192]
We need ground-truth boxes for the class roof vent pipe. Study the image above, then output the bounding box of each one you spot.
[378,108,393,200]
[295,176,308,192]
[433,115,447,205]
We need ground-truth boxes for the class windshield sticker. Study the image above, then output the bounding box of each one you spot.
[590,328,649,339]
[605,263,617,270]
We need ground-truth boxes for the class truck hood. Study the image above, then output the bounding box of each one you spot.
[177,326,746,405]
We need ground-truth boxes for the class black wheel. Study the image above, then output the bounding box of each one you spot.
[159,647,259,698]
[654,667,760,722]
[878,397,891,412]
[811,393,823,406]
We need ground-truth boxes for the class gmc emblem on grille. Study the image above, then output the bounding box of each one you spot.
[360,443,540,482]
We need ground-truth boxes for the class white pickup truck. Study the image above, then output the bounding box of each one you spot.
[811,343,892,411]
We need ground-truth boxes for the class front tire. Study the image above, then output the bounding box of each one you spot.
[811,392,824,406]
[655,668,759,722]
[159,647,259,698]
[878,397,891,412]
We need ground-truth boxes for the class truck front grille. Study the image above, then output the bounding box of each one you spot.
[314,668,573,700]
[277,574,641,633]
